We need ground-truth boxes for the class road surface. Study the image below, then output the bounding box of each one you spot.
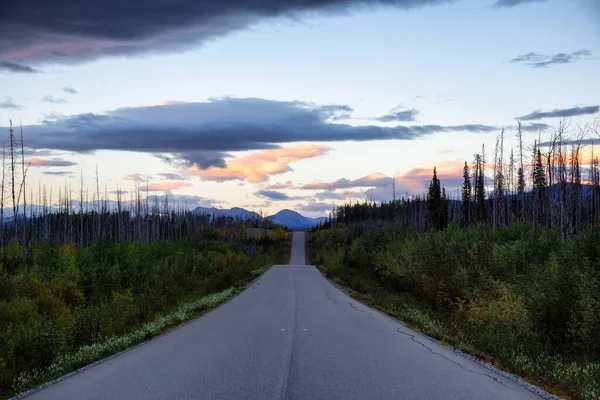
[22,232,544,400]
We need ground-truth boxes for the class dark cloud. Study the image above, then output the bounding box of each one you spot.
[157,172,190,180]
[42,95,67,104]
[517,106,599,121]
[62,87,78,94]
[42,170,73,176]
[539,138,598,147]
[0,61,40,73]
[509,50,592,68]
[14,97,497,169]
[0,98,24,109]
[1,0,542,67]
[375,108,419,123]
[111,189,129,195]
[495,0,549,6]
[303,173,392,190]
[255,189,306,201]
[256,190,292,201]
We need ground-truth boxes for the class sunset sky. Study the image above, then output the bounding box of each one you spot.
[1,0,599,216]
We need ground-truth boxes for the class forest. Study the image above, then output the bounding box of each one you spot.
[311,119,600,400]
[0,122,291,398]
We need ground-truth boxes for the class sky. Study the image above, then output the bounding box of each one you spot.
[1,0,599,217]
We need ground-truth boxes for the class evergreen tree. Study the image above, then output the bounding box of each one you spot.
[441,187,449,230]
[473,153,486,222]
[517,166,526,218]
[533,148,547,227]
[461,161,472,227]
[427,167,442,230]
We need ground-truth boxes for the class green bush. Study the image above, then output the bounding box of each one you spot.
[310,223,600,399]
[0,231,290,398]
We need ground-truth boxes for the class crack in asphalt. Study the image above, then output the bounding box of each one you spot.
[348,301,375,319]
[395,328,511,388]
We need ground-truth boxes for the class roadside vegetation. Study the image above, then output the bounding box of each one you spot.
[0,229,290,398]
[311,120,600,400]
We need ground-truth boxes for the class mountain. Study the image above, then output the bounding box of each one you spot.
[192,206,262,220]
[266,209,321,229]
[192,206,326,229]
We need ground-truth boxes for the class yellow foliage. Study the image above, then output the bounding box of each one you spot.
[270,227,287,241]
[60,243,76,256]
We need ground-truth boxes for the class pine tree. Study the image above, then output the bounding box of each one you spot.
[441,187,448,230]
[461,161,471,227]
[473,153,486,222]
[427,167,442,230]
[533,148,547,227]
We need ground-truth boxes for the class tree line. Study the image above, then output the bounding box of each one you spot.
[326,119,600,238]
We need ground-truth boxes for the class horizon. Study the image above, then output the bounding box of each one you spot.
[2,0,600,218]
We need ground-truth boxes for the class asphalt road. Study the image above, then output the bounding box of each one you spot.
[22,232,543,400]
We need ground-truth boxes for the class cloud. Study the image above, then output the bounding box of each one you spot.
[255,189,306,201]
[520,122,552,132]
[42,170,73,176]
[42,95,67,104]
[157,172,189,180]
[28,157,77,167]
[0,0,545,68]
[62,87,78,94]
[125,173,150,181]
[264,180,293,189]
[306,161,465,202]
[297,202,335,214]
[147,181,192,191]
[517,106,599,121]
[111,189,129,195]
[375,108,419,123]
[146,193,224,208]
[302,172,392,190]
[0,61,40,73]
[0,1,460,67]
[495,0,548,6]
[0,98,24,109]
[314,191,360,200]
[509,50,592,68]
[14,98,498,169]
[190,144,332,183]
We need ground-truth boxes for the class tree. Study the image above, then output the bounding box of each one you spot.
[461,161,472,227]
[516,122,526,221]
[533,146,548,227]
[473,150,487,222]
[427,167,443,230]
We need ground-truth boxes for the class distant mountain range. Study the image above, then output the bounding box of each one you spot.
[191,206,327,229]
[267,209,328,229]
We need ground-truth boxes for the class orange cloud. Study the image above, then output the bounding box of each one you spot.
[28,157,76,167]
[148,181,192,191]
[188,144,332,183]
[264,180,294,189]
